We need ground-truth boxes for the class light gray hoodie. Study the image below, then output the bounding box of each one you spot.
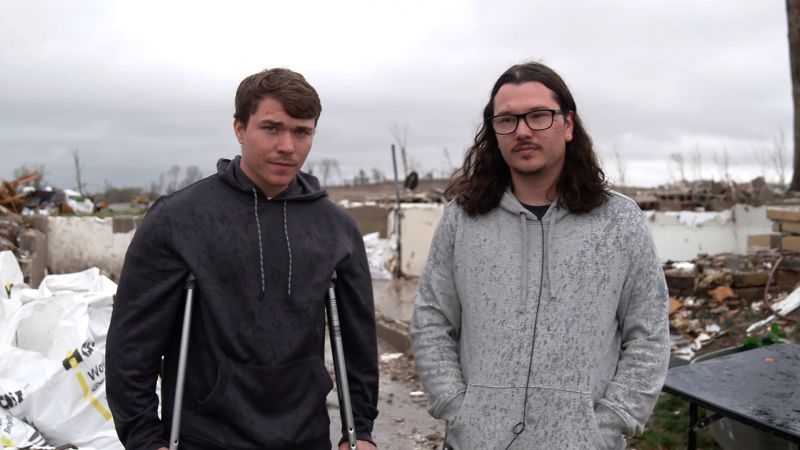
[410,190,670,450]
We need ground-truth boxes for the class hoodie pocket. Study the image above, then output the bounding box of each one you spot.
[446,386,608,449]
[585,396,607,449]
[193,355,333,444]
[447,386,472,430]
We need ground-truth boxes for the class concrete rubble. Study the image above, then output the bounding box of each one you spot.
[3,174,800,449]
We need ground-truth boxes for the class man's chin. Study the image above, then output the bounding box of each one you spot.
[512,166,545,177]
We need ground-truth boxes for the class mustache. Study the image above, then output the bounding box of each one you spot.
[512,141,541,152]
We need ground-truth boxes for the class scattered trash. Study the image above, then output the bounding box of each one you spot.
[409,391,427,404]
[665,251,799,357]
[745,285,800,335]
[380,352,404,363]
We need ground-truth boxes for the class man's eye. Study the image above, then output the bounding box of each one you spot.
[497,116,515,124]
[261,125,278,133]
[294,129,313,136]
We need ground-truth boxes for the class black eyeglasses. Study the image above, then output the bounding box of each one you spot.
[489,109,566,135]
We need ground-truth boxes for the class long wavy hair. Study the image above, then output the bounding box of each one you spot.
[446,62,609,216]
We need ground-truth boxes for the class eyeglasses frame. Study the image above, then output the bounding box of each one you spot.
[489,109,568,135]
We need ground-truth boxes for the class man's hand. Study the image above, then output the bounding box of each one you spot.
[339,440,377,450]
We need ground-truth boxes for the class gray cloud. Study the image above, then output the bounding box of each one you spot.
[0,0,792,191]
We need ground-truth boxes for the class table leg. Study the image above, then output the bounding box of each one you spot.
[688,402,697,450]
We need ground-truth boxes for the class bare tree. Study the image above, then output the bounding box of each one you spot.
[669,153,686,183]
[164,165,181,194]
[149,173,165,199]
[352,169,369,186]
[72,149,85,194]
[787,0,800,190]
[772,130,789,188]
[754,142,770,179]
[713,148,732,182]
[304,160,317,175]
[371,168,385,183]
[612,147,627,187]
[443,148,455,172]
[13,164,46,189]
[318,158,340,186]
[389,123,409,178]
[690,146,703,181]
[179,165,203,189]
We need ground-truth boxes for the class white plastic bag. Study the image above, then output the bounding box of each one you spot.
[1,409,47,448]
[0,268,122,450]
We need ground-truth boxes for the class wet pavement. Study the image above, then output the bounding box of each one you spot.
[325,276,445,449]
[326,276,445,449]
[326,337,443,450]
[371,278,419,325]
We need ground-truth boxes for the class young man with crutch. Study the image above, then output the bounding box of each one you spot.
[106,68,379,450]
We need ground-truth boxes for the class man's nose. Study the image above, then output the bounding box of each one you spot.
[514,117,533,139]
[276,131,295,153]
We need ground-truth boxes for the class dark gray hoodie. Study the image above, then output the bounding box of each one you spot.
[107,156,378,450]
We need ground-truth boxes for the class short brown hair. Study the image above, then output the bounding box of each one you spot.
[233,68,322,127]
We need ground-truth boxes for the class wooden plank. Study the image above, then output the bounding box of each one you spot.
[767,205,800,222]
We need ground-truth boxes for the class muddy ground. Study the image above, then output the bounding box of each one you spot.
[326,337,443,450]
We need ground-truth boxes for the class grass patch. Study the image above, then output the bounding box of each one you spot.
[630,393,721,450]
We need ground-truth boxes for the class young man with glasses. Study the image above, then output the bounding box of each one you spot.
[410,61,669,449]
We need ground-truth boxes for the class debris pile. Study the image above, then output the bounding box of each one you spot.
[623,176,782,211]
[665,251,800,361]
[0,173,100,216]
[0,173,41,213]
[0,205,46,288]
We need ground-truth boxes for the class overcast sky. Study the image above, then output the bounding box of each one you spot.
[0,1,793,192]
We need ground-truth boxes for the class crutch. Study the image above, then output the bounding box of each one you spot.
[169,273,196,450]
[327,271,357,449]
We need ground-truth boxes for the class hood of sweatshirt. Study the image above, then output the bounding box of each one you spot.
[217,156,327,299]
[217,155,327,202]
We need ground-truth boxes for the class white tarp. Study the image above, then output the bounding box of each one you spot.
[363,232,392,280]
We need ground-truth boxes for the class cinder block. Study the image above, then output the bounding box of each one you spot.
[733,287,765,302]
[777,268,800,289]
[664,269,695,295]
[112,216,137,234]
[781,221,800,235]
[733,271,769,288]
[747,233,781,253]
[782,235,800,252]
[18,229,47,288]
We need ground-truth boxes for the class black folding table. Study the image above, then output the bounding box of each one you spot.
[662,342,800,449]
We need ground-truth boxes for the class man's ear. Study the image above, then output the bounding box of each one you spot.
[233,119,245,144]
[564,111,574,143]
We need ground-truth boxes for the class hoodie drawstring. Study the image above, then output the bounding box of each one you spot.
[519,213,529,306]
[253,188,265,295]
[283,200,292,297]
[252,187,293,299]
[506,211,546,449]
